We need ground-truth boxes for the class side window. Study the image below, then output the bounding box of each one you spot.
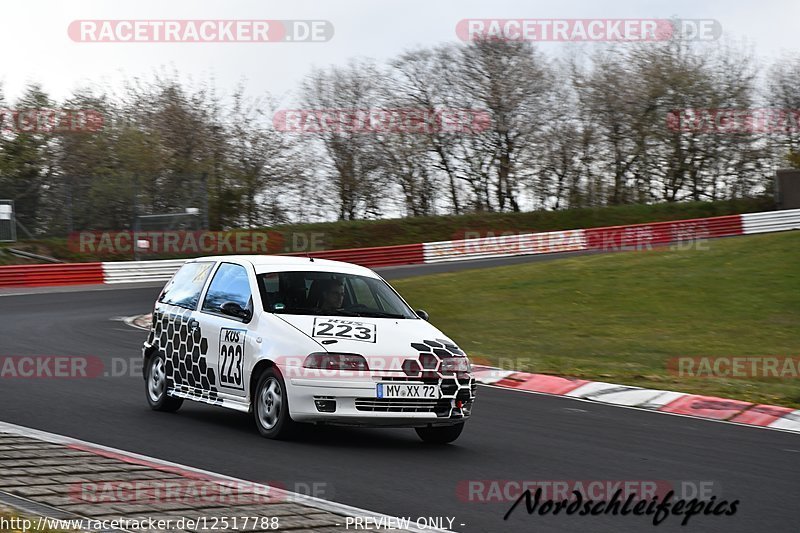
[159,262,214,309]
[259,273,282,310]
[348,277,378,308]
[202,263,253,315]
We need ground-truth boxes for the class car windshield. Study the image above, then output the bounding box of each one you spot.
[257,271,417,319]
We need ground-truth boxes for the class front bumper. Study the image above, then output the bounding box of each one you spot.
[286,372,476,427]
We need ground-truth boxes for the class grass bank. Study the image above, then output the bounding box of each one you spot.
[4,196,774,263]
[392,231,800,408]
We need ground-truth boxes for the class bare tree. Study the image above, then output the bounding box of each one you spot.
[390,46,467,214]
[228,90,303,227]
[299,60,389,220]
[0,84,58,235]
[633,39,766,201]
[572,49,654,205]
[767,53,800,168]
[453,40,554,211]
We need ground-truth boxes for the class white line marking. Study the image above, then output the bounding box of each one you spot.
[122,315,149,330]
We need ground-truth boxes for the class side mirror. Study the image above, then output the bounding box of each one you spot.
[220,301,252,322]
[416,309,429,321]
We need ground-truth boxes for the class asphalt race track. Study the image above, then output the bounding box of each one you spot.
[0,258,798,532]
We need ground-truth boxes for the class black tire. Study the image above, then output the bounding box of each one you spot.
[253,368,295,439]
[415,422,465,444]
[145,352,183,412]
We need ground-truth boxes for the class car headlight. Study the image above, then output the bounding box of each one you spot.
[440,356,471,373]
[303,352,370,371]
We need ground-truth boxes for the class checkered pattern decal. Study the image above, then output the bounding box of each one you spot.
[149,305,220,404]
[407,339,476,418]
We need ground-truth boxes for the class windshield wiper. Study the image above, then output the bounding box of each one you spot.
[327,309,361,317]
[270,306,405,319]
[271,306,361,317]
[355,310,407,319]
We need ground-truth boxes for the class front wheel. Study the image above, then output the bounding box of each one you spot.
[415,422,465,444]
[145,353,183,412]
[253,368,295,439]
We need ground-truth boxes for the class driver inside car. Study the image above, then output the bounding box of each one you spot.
[307,278,345,312]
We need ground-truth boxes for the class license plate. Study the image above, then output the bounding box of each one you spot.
[376,383,440,399]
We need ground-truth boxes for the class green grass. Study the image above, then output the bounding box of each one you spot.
[9,196,775,263]
[264,197,773,250]
[392,231,800,408]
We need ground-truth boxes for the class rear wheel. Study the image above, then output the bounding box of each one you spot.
[145,353,183,412]
[415,422,465,444]
[253,368,295,439]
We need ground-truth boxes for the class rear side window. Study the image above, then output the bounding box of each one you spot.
[202,263,252,314]
[159,262,214,309]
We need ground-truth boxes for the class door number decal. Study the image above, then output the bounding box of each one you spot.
[219,328,245,390]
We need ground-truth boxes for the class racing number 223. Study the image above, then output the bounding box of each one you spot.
[313,319,376,342]
[219,329,245,389]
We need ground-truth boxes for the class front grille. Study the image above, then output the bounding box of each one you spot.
[456,389,473,402]
[441,379,457,395]
[380,377,439,384]
[355,398,439,413]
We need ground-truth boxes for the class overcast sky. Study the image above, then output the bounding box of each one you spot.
[2,0,798,106]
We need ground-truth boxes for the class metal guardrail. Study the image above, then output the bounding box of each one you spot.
[0,263,104,287]
[102,259,186,284]
[289,243,425,268]
[102,244,425,285]
[423,214,749,263]
[0,208,798,288]
[584,214,744,250]
[741,209,800,234]
[424,229,586,263]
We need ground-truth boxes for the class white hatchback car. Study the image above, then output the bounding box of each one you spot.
[142,256,476,443]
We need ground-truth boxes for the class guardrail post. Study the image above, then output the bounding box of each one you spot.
[776,169,800,210]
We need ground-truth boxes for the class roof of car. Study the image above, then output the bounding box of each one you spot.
[189,255,379,277]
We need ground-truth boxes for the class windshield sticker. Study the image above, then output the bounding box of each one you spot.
[312,318,376,343]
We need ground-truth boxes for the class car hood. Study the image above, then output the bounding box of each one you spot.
[274,313,466,371]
